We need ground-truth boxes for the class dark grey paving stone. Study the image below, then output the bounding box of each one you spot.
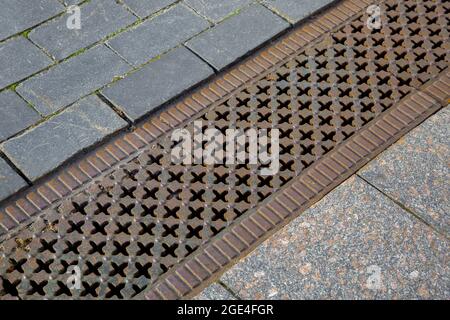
[184,0,253,23]
[221,176,450,299]
[359,107,450,236]
[122,0,177,18]
[102,47,213,121]
[29,0,137,60]
[263,0,334,23]
[0,0,64,41]
[0,91,41,142]
[60,0,83,5]
[0,157,27,202]
[1,95,127,181]
[194,283,236,300]
[0,37,53,90]
[186,4,289,70]
[16,45,131,116]
[107,4,209,66]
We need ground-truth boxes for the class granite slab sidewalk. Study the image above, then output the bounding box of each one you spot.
[0,0,334,202]
[195,108,450,300]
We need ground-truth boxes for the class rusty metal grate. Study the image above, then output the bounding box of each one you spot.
[0,0,449,299]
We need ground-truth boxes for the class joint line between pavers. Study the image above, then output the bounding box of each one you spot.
[183,44,219,73]
[114,0,141,20]
[0,151,32,187]
[96,92,133,125]
[217,280,242,300]
[356,174,449,240]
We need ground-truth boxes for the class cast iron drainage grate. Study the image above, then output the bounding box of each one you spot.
[0,0,448,300]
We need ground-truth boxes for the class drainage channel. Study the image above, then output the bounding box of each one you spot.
[0,0,448,300]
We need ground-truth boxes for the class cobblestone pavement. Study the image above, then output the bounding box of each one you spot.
[195,108,450,300]
[0,0,334,202]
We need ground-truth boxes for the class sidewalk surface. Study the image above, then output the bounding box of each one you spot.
[0,0,448,301]
[0,0,334,202]
[196,107,450,300]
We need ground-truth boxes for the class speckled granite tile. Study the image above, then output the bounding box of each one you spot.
[359,107,450,236]
[194,283,237,300]
[221,176,450,300]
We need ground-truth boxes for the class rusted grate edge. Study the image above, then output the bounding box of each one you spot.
[0,0,373,239]
[143,71,449,300]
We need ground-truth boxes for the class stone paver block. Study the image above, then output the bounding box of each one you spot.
[0,157,27,202]
[29,0,137,60]
[221,176,450,299]
[0,0,64,41]
[263,0,334,23]
[186,4,289,70]
[108,4,209,66]
[1,95,127,181]
[0,37,53,90]
[0,91,41,142]
[60,0,83,6]
[359,107,450,236]
[185,0,253,23]
[122,0,177,18]
[194,283,236,300]
[102,46,213,121]
[16,45,131,116]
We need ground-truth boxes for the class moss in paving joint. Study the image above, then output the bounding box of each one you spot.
[20,29,32,39]
[1,104,64,142]
[142,0,183,21]
[28,35,58,62]
[258,2,295,24]
[63,46,88,61]
[13,89,40,114]
[183,3,215,25]
[0,4,70,46]
[0,52,60,96]
[144,53,162,65]
[0,83,37,113]
[0,82,41,114]
[115,0,140,19]
[5,83,19,92]
[111,75,125,83]
[102,51,163,86]
[103,18,144,41]
[222,6,245,21]
[33,0,184,65]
